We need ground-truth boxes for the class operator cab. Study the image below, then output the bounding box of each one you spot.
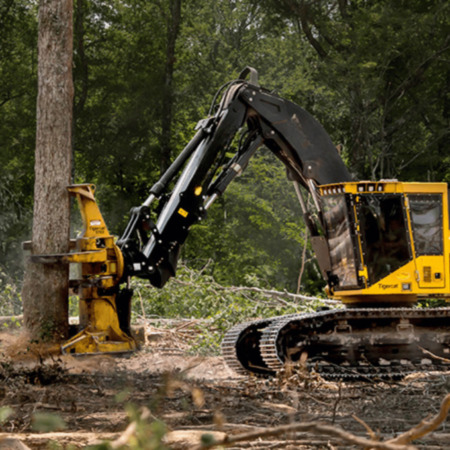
[318,181,449,305]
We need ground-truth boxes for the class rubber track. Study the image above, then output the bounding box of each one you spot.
[222,307,450,379]
[221,314,300,376]
[221,318,275,376]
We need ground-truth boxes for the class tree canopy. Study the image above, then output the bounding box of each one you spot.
[1,0,449,293]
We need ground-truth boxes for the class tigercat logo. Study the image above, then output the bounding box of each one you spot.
[378,283,398,290]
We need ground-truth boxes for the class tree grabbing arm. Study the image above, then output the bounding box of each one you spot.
[118,68,352,288]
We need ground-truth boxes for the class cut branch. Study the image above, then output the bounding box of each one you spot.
[387,394,450,446]
[169,277,339,306]
[197,421,416,449]
[419,346,450,364]
[198,394,450,449]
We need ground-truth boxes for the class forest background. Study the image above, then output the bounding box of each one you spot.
[0,0,449,325]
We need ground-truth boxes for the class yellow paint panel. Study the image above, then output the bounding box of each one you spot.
[416,255,445,288]
[178,208,188,218]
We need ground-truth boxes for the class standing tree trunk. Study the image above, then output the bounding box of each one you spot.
[21,0,73,342]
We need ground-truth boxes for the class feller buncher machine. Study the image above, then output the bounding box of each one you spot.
[31,68,450,378]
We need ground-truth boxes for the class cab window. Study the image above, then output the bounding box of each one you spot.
[408,194,443,256]
[322,195,359,288]
[358,195,411,284]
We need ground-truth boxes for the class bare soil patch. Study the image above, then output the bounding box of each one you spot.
[0,324,449,449]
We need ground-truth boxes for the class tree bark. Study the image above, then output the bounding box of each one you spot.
[293,1,328,59]
[21,0,73,341]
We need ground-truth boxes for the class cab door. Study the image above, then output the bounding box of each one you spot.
[356,194,412,286]
[407,194,445,288]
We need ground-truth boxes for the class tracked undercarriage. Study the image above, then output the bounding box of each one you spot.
[222,179,450,380]
[222,307,450,379]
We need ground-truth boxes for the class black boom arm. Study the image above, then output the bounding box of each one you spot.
[118,68,352,288]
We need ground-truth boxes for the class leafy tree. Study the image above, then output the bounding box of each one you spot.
[260,0,450,181]
[72,0,185,232]
[0,1,37,276]
[173,1,320,290]
[183,149,323,292]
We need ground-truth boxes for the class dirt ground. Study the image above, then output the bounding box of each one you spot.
[0,322,449,449]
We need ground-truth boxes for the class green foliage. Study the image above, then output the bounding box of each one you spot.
[0,406,13,424]
[87,405,168,450]
[31,412,67,432]
[417,298,448,308]
[0,270,22,316]
[0,0,36,277]
[262,0,450,182]
[125,405,168,450]
[73,0,165,231]
[68,294,79,318]
[0,173,32,276]
[200,433,217,446]
[183,148,324,291]
[131,265,327,355]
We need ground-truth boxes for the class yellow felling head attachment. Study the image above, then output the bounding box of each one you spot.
[63,184,136,355]
[29,184,136,355]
